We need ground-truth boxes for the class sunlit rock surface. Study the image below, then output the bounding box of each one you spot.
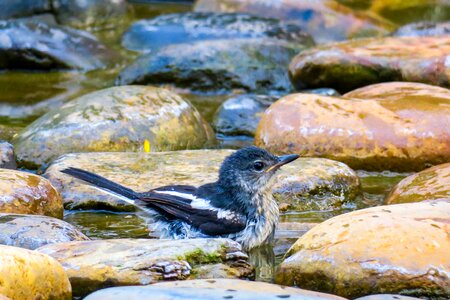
[0,19,113,70]
[44,150,360,212]
[255,82,450,171]
[385,163,450,204]
[0,169,63,218]
[0,245,71,300]
[117,39,307,94]
[289,36,450,93]
[392,21,450,37]
[275,200,450,298]
[123,12,313,52]
[13,86,215,169]
[37,238,253,298]
[194,0,391,44]
[354,295,424,300]
[85,279,348,300]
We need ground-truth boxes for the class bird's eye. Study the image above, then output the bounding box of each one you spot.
[253,161,265,171]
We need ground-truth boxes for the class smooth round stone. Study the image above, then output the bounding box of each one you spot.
[289,36,450,93]
[0,169,63,218]
[123,12,313,52]
[44,150,360,212]
[392,21,450,37]
[37,238,253,298]
[13,86,215,169]
[0,245,71,299]
[116,39,305,94]
[255,82,450,171]
[385,163,450,204]
[194,0,391,44]
[0,19,112,71]
[0,141,15,169]
[275,200,450,298]
[0,213,88,250]
[0,0,50,19]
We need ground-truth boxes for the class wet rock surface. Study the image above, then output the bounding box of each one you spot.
[0,213,88,250]
[0,141,15,169]
[392,21,450,37]
[354,295,423,300]
[0,0,51,20]
[0,245,71,300]
[37,238,253,298]
[13,86,215,169]
[0,169,63,218]
[385,163,450,204]
[255,82,450,171]
[117,39,306,93]
[0,19,112,71]
[123,12,313,52]
[275,200,450,298]
[44,150,360,212]
[289,36,450,93]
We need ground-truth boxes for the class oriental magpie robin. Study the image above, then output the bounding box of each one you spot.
[61,146,299,250]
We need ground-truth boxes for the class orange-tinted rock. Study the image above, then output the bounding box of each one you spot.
[275,200,450,298]
[289,36,450,93]
[0,169,63,218]
[385,163,450,204]
[255,82,450,171]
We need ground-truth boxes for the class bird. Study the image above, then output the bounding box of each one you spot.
[61,146,299,250]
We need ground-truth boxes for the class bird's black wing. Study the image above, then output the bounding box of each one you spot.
[137,186,247,236]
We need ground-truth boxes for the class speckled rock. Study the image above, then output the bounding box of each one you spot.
[0,0,50,19]
[275,200,450,298]
[289,36,450,93]
[392,21,450,37]
[116,39,305,93]
[385,163,450,204]
[0,19,112,70]
[44,150,360,211]
[0,141,15,169]
[13,86,215,169]
[0,213,88,250]
[354,295,423,300]
[37,238,253,298]
[194,0,391,44]
[0,245,71,299]
[255,82,450,171]
[85,279,347,300]
[123,12,313,52]
[0,169,63,218]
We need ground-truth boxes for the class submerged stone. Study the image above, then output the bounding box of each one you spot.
[0,0,50,19]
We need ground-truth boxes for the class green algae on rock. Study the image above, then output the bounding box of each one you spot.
[0,213,89,250]
[0,245,71,300]
[289,36,450,93]
[37,238,253,298]
[255,82,450,171]
[385,163,450,204]
[0,169,63,218]
[44,150,360,212]
[13,86,216,169]
[275,200,450,299]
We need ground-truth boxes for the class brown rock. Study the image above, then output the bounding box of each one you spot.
[0,169,63,218]
[275,200,450,298]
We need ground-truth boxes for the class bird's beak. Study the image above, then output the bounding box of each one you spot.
[265,154,300,173]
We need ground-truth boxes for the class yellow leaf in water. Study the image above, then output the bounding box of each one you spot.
[143,139,151,153]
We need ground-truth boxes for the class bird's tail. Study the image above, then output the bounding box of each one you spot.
[61,167,139,200]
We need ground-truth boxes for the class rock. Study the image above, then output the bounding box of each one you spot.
[0,245,71,299]
[0,169,63,218]
[0,0,50,19]
[354,295,423,300]
[393,21,450,37]
[116,39,305,94]
[0,141,15,169]
[13,86,215,169]
[85,279,347,300]
[0,213,88,250]
[194,0,391,44]
[289,36,450,93]
[385,163,450,204]
[37,238,253,298]
[0,19,113,71]
[255,82,450,171]
[44,150,360,211]
[275,200,450,298]
[53,0,127,29]
[122,12,313,52]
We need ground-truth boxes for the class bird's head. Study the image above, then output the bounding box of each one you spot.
[218,146,299,196]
